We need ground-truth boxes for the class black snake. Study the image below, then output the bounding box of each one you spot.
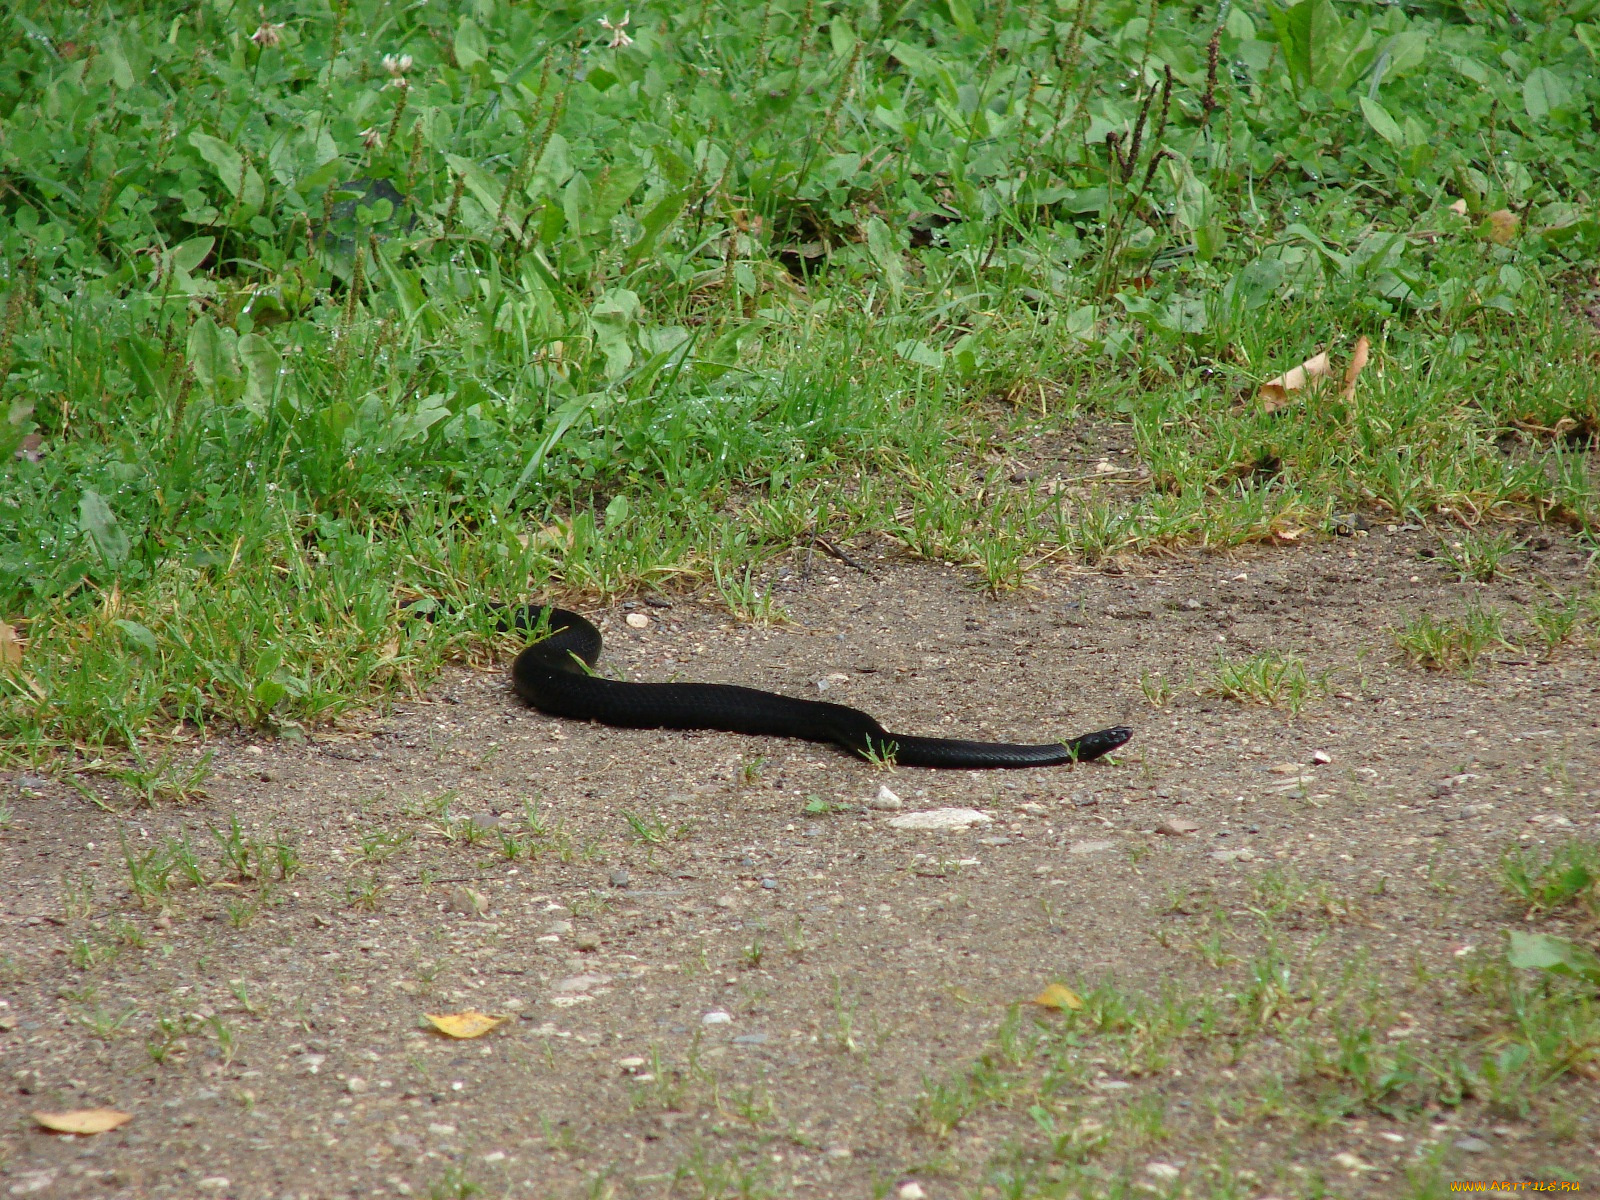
[509,607,1132,769]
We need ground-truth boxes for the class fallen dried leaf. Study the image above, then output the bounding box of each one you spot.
[424,1010,508,1039]
[1340,335,1369,401]
[1156,818,1200,836]
[33,1108,132,1135]
[0,621,21,666]
[1483,209,1519,244]
[1032,983,1084,1011]
[1448,198,1467,216]
[1256,350,1331,413]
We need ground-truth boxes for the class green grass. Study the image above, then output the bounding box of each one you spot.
[0,0,1597,757]
[908,878,1599,1193]
[1392,603,1512,673]
[1200,650,1319,711]
[1499,838,1600,917]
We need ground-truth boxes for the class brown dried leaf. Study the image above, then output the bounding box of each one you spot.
[423,1010,508,1039]
[1448,198,1468,217]
[1032,983,1084,1011]
[1256,351,1332,413]
[0,621,21,666]
[1340,335,1370,402]
[1483,209,1519,245]
[33,1108,133,1135]
[1156,818,1201,836]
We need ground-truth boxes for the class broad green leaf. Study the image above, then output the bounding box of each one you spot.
[118,335,170,402]
[395,394,452,441]
[189,132,243,195]
[883,39,941,78]
[1174,169,1213,232]
[585,163,646,232]
[1380,30,1429,77]
[172,236,215,276]
[946,0,978,38]
[604,494,630,528]
[865,217,906,301]
[237,333,281,417]
[1523,67,1571,120]
[562,170,594,239]
[590,288,640,380]
[1576,23,1600,60]
[627,189,688,265]
[79,491,130,569]
[454,17,488,69]
[188,132,263,217]
[445,154,505,221]
[186,316,237,395]
[298,157,344,193]
[1449,54,1489,83]
[114,620,159,656]
[1507,931,1600,986]
[894,339,944,369]
[1159,297,1207,333]
[1359,96,1404,146]
[829,15,855,58]
[105,37,135,89]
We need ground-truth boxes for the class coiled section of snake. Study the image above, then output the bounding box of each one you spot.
[509,607,1132,770]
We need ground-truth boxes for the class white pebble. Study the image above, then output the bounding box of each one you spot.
[886,808,991,830]
[1144,1163,1181,1181]
[897,1185,927,1200]
[870,785,903,811]
[702,1010,733,1025]
[626,612,649,628]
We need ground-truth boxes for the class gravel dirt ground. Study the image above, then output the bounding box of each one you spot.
[3,525,1598,1200]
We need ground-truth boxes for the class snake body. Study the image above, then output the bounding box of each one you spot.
[510,607,1132,769]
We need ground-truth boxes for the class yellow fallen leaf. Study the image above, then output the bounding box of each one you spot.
[1271,527,1308,544]
[1256,350,1331,413]
[1032,983,1084,1011]
[1482,209,1519,245]
[1340,335,1370,402]
[0,620,21,666]
[33,1108,132,1135]
[424,1010,508,1039]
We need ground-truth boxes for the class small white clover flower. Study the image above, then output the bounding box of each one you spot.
[251,16,284,48]
[599,12,632,49]
[381,52,413,88]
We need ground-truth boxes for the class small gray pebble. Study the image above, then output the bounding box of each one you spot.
[760,878,779,890]
[609,869,630,888]
[733,1033,768,1045]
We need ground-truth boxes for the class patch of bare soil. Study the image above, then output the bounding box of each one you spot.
[2,527,1598,1199]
